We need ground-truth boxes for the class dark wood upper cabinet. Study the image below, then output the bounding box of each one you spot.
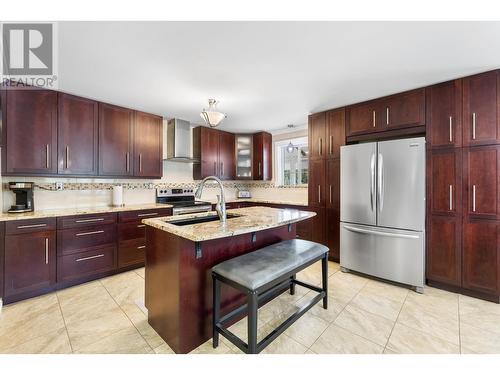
[382,88,426,130]
[253,132,272,181]
[427,80,463,148]
[219,131,236,180]
[4,230,56,299]
[326,108,346,159]
[463,219,500,295]
[3,89,58,175]
[309,112,327,159]
[427,215,462,287]
[133,111,163,178]
[463,70,500,146]
[98,103,134,176]
[58,93,98,175]
[463,145,500,220]
[308,159,326,207]
[346,100,380,137]
[428,148,461,216]
[193,126,220,179]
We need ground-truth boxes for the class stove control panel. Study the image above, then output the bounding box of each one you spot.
[156,188,195,197]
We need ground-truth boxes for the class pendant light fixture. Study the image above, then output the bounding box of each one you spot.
[200,99,226,127]
[286,124,295,153]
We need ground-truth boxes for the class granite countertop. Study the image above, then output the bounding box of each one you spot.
[0,203,174,222]
[142,206,315,242]
[208,198,308,207]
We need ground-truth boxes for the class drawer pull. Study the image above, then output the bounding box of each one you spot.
[75,218,105,223]
[137,245,146,249]
[76,230,105,237]
[137,224,146,228]
[17,223,47,229]
[76,254,105,262]
[137,213,158,217]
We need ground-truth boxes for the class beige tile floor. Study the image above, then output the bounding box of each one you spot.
[1,261,500,354]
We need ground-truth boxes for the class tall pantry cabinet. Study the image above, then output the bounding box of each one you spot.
[426,70,500,302]
[308,108,345,261]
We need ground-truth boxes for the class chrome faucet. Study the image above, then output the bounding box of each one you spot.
[195,176,227,223]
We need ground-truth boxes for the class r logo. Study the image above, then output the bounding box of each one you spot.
[2,23,53,75]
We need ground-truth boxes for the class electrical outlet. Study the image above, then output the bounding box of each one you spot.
[55,182,64,191]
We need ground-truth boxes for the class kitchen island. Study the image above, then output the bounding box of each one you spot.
[142,206,315,353]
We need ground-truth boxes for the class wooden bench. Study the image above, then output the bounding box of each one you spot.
[212,239,329,354]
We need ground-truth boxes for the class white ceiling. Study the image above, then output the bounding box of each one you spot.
[58,21,500,133]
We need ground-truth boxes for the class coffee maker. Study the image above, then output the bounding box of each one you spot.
[8,182,35,213]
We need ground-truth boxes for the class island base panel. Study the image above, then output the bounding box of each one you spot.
[145,224,296,353]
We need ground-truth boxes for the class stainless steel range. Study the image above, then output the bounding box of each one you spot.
[156,187,212,215]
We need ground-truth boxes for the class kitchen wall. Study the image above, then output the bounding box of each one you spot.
[0,122,308,211]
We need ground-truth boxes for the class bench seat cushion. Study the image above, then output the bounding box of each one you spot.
[212,239,328,291]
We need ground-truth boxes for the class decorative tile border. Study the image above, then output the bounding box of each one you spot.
[3,181,307,191]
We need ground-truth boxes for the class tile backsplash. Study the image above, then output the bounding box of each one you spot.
[0,163,307,211]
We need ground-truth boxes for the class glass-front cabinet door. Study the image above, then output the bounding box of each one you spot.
[235,134,253,179]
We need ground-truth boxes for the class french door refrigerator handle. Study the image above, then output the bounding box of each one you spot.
[378,153,384,212]
[343,225,420,239]
[370,153,375,211]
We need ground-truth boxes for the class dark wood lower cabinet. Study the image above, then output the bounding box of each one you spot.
[58,245,117,283]
[4,230,56,299]
[463,219,500,296]
[326,208,340,261]
[1,208,171,305]
[426,215,462,287]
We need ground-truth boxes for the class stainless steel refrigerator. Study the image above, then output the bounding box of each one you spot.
[340,137,425,292]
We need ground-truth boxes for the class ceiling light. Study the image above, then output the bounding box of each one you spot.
[200,99,226,127]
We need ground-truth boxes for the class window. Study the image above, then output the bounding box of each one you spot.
[275,137,308,186]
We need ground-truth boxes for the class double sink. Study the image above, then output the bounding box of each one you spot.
[168,213,242,226]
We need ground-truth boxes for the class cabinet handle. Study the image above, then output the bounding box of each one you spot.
[214,161,217,175]
[372,110,376,127]
[46,144,50,168]
[329,185,332,204]
[138,212,158,217]
[318,185,321,203]
[449,116,453,143]
[449,184,453,210]
[139,153,142,172]
[17,223,47,229]
[75,218,105,223]
[65,146,70,169]
[76,254,105,262]
[259,162,261,177]
[76,230,105,237]
[137,224,146,228]
[472,185,476,212]
[386,107,390,125]
[472,113,476,140]
[329,136,333,154]
[319,138,323,156]
[126,152,130,172]
[45,238,49,265]
[221,162,224,177]
[137,245,146,250]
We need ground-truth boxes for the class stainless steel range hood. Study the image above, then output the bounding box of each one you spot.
[164,118,200,163]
